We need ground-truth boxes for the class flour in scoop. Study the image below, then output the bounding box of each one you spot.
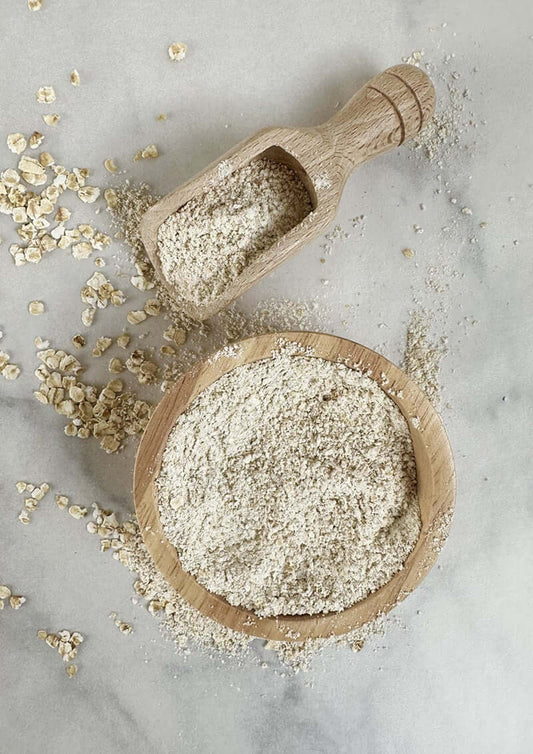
[157,158,312,308]
[157,346,420,617]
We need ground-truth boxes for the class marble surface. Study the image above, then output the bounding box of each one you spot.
[1,1,532,752]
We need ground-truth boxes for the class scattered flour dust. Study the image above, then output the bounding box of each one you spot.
[157,346,420,617]
[157,158,312,308]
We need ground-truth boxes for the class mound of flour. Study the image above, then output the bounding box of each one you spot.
[157,349,420,617]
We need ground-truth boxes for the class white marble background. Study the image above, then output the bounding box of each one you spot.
[1,1,532,752]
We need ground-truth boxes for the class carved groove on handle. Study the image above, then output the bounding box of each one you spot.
[384,70,424,131]
[367,85,406,144]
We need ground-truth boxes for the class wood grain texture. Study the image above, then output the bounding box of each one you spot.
[134,331,455,642]
[140,64,435,321]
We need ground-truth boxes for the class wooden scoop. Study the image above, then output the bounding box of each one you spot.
[140,64,435,321]
[133,332,455,642]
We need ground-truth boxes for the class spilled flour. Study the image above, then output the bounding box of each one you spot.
[2,42,464,680]
[100,184,450,672]
[403,310,448,409]
[157,158,312,308]
[157,346,420,617]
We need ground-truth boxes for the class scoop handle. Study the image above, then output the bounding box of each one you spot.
[319,64,435,170]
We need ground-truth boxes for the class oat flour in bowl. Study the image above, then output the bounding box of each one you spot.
[157,158,312,308]
[156,349,420,618]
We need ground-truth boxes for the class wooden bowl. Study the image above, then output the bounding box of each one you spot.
[133,332,455,642]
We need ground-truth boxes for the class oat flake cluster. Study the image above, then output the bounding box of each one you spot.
[37,628,84,678]
[1,132,109,268]
[33,346,152,453]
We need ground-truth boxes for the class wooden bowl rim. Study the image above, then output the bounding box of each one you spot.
[133,331,455,642]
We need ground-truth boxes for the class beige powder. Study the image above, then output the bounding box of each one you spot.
[157,158,312,308]
[157,345,420,617]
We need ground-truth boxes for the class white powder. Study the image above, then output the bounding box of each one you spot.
[157,158,312,308]
[157,347,420,617]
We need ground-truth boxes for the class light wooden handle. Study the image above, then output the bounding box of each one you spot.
[319,64,435,170]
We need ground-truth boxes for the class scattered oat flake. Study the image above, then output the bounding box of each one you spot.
[144,298,161,316]
[29,131,44,149]
[28,0,42,9]
[3,363,21,380]
[55,494,69,510]
[10,595,26,609]
[36,86,56,104]
[168,42,187,61]
[72,242,93,260]
[42,113,61,127]
[39,151,54,166]
[7,133,27,154]
[156,113,168,121]
[104,188,118,209]
[96,336,112,353]
[18,154,45,174]
[134,144,158,161]
[104,159,118,174]
[70,69,80,87]
[402,247,415,258]
[28,300,45,315]
[81,308,95,327]
[66,664,78,678]
[109,613,134,635]
[127,310,147,325]
[32,483,50,500]
[163,326,186,346]
[78,186,100,203]
[109,357,124,373]
[0,586,12,600]
[68,505,87,519]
